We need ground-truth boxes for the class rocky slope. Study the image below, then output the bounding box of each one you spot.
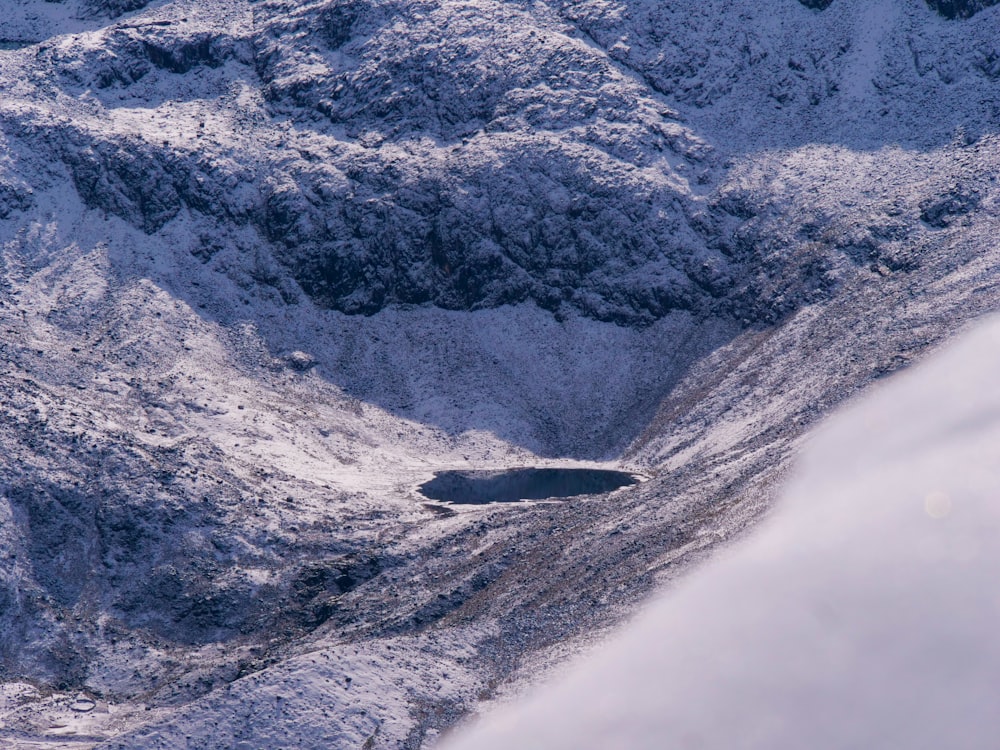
[0,0,999,747]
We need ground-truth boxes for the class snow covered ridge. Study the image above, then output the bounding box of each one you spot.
[4,0,1000,323]
[445,314,1000,750]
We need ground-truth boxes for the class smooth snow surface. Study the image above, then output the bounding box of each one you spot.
[446,315,1000,749]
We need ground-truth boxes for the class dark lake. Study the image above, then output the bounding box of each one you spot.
[418,468,638,505]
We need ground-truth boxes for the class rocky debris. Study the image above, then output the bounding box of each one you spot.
[920,186,983,227]
[0,179,34,219]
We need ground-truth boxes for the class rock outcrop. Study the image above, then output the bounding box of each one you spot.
[926,0,1000,18]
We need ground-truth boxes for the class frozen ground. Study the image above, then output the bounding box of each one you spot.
[0,0,999,747]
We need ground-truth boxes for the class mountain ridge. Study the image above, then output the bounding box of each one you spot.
[1,0,999,746]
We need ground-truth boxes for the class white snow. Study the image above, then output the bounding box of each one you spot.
[445,313,1000,749]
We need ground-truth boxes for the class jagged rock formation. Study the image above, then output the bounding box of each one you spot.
[7,0,1000,327]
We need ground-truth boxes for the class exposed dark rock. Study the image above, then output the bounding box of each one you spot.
[0,181,33,219]
[316,2,364,49]
[289,555,383,628]
[926,0,1000,18]
[798,0,834,9]
[142,34,227,74]
[919,186,982,227]
[57,133,183,233]
[284,351,318,371]
[972,46,1000,79]
[80,0,151,19]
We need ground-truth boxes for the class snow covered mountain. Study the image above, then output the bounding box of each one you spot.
[446,312,1000,750]
[0,0,998,746]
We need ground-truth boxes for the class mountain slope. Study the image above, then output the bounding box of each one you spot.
[0,0,999,747]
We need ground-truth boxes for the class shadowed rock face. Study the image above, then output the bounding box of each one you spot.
[81,0,152,18]
[799,0,999,16]
[926,0,1000,18]
[242,0,731,327]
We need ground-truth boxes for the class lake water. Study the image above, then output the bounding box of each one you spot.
[418,468,638,504]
